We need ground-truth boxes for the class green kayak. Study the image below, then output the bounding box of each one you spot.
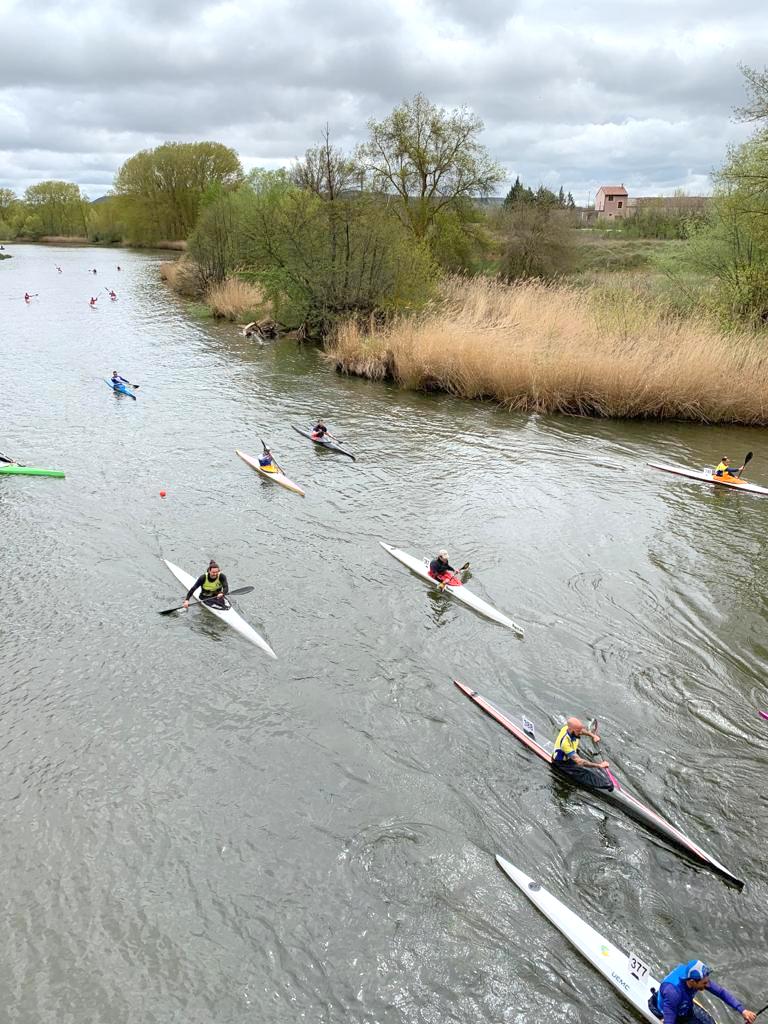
[0,465,65,478]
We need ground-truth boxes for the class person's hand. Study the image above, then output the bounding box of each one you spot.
[599,760,610,769]
[742,1010,756,1023]
[591,732,601,744]
[183,599,189,609]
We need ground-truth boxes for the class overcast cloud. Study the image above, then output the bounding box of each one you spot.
[0,0,765,203]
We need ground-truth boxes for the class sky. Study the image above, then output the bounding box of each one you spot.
[0,0,766,204]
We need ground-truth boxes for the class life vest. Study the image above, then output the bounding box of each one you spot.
[655,963,697,1016]
[200,571,222,595]
[715,461,731,477]
[553,725,580,762]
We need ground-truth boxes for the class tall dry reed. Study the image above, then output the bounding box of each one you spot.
[326,276,768,424]
[205,278,267,321]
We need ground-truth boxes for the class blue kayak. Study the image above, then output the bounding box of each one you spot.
[104,378,137,400]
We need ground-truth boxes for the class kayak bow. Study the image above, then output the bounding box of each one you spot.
[495,857,715,1023]
[292,425,356,460]
[648,461,768,496]
[235,449,306,496]
[163,559,276,658]
[455,680,743,887]
[0,464,65,478]
[380,542,524,635]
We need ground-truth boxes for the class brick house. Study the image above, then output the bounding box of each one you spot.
[595,185,628,220]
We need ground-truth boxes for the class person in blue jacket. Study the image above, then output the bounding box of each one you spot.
[648,960,755,1023]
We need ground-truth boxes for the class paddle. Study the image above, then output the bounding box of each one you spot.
[736,451,753,478]
[0,450,23,467]
[754,1002,768,1018]
[159,585,255,616]
[438,561,470,592]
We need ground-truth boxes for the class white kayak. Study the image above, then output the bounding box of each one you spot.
[236,449,306,496]
[495,857,715,1023]
[164,559,277,658]
[648,461,768,496]
[379,542,524,635]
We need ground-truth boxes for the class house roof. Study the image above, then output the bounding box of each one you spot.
[597,185,628,194]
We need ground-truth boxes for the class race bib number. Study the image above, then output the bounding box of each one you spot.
[522,716,536,737]
[628,952,650,982]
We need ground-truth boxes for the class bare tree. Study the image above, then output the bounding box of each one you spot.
[291,125,359,201]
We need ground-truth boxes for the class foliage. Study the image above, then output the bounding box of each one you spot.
[23,180,88,236]
[190,170,437,334]
[86,196,127,243]
[357,93,504,239]
[504,176,575,209]
[0,217,13,239]
[290,126,360,198]
[114,141,243,243]
[20,213,45,239]
[494,204,577,280]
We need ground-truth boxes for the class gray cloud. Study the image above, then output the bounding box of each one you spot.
[0,0,765,201]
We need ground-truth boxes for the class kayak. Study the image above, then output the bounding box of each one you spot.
[235,449,306,496]
[495,857,716,1024]
[292,425,356,461]
[759,711,768,722]
[455,680,743,888]
[380,542,524,635]
[648,461,768,496]
[104,378,137,400]
[0,464,65,478]
[163,559,276,658]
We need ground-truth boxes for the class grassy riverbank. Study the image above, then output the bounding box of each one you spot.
[325,276,768,424]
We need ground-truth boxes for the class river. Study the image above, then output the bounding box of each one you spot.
[1,243,766,1024]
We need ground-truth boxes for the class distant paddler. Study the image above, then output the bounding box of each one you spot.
[648,959,756,1023]
[89,296,98,307]
[109,289,117,300]
[552,717,612,789]
[259,446,278,471]
[110,370,138,391]
[311,420,337,442]
[183,560,230,609]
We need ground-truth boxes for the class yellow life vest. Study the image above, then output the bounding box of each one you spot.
[553,725,580,762]
[715,461,730,476]
[200,571,222,595]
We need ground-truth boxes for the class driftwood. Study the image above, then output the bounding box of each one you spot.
[242,318,280,341]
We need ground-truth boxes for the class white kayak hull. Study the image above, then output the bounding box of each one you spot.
[496,857,664,1021]
[164,559,276,658]
[379,541,524,635]
[648,461,768,496]
[236,449,306,496]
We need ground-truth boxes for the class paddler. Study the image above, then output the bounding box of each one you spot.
[109,290,117,300]
[183,560,229,609]
[259,447,277,470]
[311,420,334,441]
[90,296,98,306]
[110,370,131,389]
[714,457,743,479]
[552,718,612,789]
[24,291,30,301]
[648,960,756,1023]
[428,549,455,581]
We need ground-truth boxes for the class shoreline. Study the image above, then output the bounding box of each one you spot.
[1,236,187,251]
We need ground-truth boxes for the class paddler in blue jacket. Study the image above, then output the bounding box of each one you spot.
[259,448,277,470]
[183,560,229,609]
[648,960,756,1023]
[552,718,612,790]
[111,370,131,390]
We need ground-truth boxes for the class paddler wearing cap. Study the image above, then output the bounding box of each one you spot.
[183,560,229,609]
[428,549,455,582]
[714,457,744,479]
[551,717,612,790]
[648,959,756,1023]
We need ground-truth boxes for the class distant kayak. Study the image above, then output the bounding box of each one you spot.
[380,542,524,634]
[104,378,137,400]
[648,461,768,496]
[292,425,356,460]
[236,449,306,496]
[495,858,716,1023]
[0,464,65,478]
[759,710,768,722]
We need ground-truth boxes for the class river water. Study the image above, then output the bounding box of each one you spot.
[1,244,767,1024]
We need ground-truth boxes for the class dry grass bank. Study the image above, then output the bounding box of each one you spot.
[159,258,200,297]
[325,276,768,424]
[206,278,267,321]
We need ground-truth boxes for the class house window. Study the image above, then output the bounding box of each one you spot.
[607,195,614,201]
[618,201,623,209]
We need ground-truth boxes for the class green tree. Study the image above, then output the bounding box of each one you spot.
[496,204,576,280]
[357,93,504,240]
[21,213,45,239]
[114,141,243,242]
[23,180,88,235]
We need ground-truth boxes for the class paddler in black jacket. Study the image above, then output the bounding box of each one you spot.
[552,718,613,790]
[183,560,229,609]
[428,549,454,580]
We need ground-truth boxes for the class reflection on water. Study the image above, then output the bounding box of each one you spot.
[0,244,766,1023]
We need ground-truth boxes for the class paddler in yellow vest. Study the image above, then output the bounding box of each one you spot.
[183,560,230,609]
[552,718,613,790]
[714,456,744,478]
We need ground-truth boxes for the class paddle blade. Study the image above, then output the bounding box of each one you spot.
[744,451,753,465]
[159,604,185,616]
